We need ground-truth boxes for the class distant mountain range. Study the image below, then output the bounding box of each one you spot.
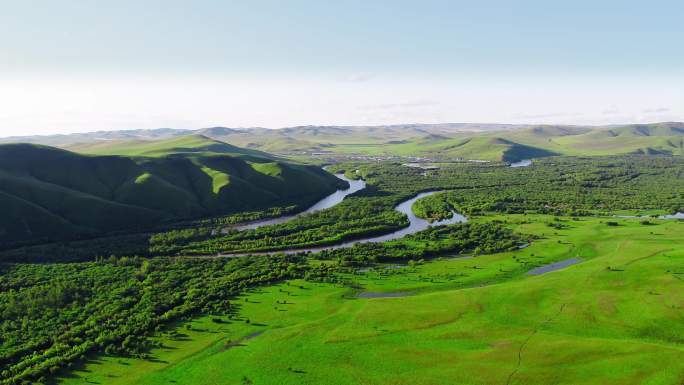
[0,123,532,147]
[3,122,684,161]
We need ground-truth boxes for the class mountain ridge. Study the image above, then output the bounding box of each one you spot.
[0,140,345,247]
[4,122,684,162]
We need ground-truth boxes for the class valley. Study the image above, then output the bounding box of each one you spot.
[4,3,683,384]
[1,132,683,385]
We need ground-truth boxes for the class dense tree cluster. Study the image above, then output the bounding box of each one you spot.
[394,156,684,219]
[170,198,408,255]
[0,219,526,384]
[317,222,527,265]
[0,207,300,263]
[0,255,309,385]
[5,155,683,262]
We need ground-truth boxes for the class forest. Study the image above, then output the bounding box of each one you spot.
[0,255,312,384]
[0,217,525,385]
[1,155,684,384]
[3,156,684,263]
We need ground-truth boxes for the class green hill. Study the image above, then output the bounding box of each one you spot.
[66,134,273,158]
[383,136,558,162]
[0,140,345,247]
[548,122,684,156]
[415,122,684,160]
[14,122,684,164]
[203,122,684,161]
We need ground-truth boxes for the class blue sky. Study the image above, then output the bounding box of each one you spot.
[1,0,683,135]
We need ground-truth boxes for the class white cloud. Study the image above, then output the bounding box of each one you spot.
[342,73,374,83]
[358,99,439,111]
[602,106,619,115]
[512,111,585,120]
[642,107,671,114]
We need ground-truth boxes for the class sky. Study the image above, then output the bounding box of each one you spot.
[1,0,683,136]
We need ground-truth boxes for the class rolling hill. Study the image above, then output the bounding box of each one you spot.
[66,134,274,158]
[5,122,684,162]
[334,122,684,161]
[548,122,684,156]
[377,136,559,161]
[0,124,523,148]
[0,136,346,247]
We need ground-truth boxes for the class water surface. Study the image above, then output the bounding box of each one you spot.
[234,174,366,230]
[222,191,467,256]
[356,291,413,299]
[526,258,582,275]
[658,212,684,219]
[510,159,532,168]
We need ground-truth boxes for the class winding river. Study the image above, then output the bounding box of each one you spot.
[222,190,467,256]
[234,174,366,231]
[292,191,468,253]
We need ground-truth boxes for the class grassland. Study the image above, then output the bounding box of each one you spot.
[57,214,684,385]
[4,155,684,384]
[191,122,684,162]
[10,122,684,163]
[66,134,272,158]
[325,123,684,162]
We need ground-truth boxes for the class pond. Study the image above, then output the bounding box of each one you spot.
[526,258,582,275]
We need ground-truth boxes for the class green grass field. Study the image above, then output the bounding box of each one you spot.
[65,134,271,158]
[57,214,684,385]
[259,123,684,162]
[52,122,684,162]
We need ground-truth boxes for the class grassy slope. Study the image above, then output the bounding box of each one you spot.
[66,134,272,158]
[0,137,344,246]
[204,126,439,153]
[59,215,684,385]
[320,136,559,162]
[406,123,684,160]
[551,127,684,156]
[205,122,684,162]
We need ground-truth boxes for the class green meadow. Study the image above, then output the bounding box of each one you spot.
[58,215,684,385]
[263,123,684,162]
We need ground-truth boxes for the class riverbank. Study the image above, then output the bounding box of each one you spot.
[57,214,684,385]
[219,190,467,257]
[234,173,367,231]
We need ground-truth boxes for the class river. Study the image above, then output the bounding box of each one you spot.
[234,174,366,231]
[221,190,467,256]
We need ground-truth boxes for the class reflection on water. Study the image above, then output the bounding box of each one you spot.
[659,212,684,219]
[615,212,684,220]
[235,174,366,230]
[510,159,532,167]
